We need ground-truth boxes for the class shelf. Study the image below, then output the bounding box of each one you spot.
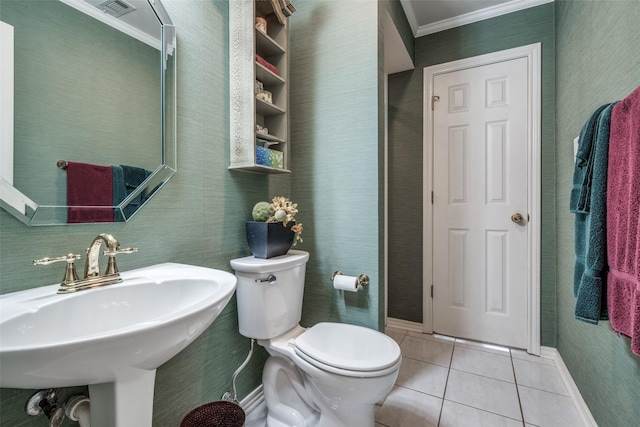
[255,27,285,57]
[256,97,285,116]
[229,164,291,174]
[256,62,285,86]
[256,133,286,144]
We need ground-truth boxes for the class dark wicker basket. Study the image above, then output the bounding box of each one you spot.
[180,401,246,427]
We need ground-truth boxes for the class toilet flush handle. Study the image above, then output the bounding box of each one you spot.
[255,274,277,285]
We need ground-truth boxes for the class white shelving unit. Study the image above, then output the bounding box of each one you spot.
[229,0,290,174]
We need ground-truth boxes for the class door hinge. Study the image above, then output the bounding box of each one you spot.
[431,191,434,204]
[431,285,434,298]
[431,95,440,110]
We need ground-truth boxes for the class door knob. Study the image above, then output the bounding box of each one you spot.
[511,213,524,224]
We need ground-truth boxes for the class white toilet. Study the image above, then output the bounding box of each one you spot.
[230,250,401,427]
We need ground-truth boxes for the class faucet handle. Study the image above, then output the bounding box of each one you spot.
[103,247,138,256]
[33,253,81,265]
[103,247,138,276]
[33,253,81,285]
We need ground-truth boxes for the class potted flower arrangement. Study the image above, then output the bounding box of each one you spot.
[246,196,303,258]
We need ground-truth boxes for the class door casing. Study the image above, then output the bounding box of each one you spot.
[422,43,542,355]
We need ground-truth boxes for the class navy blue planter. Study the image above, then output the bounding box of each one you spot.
[246,221,295,258]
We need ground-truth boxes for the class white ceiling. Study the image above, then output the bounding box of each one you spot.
[400,0,553,37]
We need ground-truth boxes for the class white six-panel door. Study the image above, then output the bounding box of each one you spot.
[429,55,531,348]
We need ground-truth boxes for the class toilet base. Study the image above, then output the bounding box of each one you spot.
[303,373,378,427]
[264,403,374,427]
[263,356,319,427]
[262,355,392,427]
[315,406,374,427]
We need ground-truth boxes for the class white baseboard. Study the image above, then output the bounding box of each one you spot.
[240,385,267,427]
[386,317,423,333]
[240,384,264,413]
[541,346,597,427]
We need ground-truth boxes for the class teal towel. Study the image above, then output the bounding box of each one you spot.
[570,104,609,214]
[573,102,617,324]
[112,165,152,222]
[112,166,126,209]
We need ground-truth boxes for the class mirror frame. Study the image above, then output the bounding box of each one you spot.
[0,0,177,226]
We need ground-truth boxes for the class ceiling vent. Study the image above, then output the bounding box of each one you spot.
[97,0,136,18]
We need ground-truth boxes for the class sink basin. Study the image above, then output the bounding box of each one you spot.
[0,262,237,427]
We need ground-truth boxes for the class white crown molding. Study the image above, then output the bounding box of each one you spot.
[399,0,420,37]
[413,0,554,38]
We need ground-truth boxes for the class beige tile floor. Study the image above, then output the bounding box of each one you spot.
[244,327,586,427]
[375,327,585,427]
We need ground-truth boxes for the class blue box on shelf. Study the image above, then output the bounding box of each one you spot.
[256,146,270,166]
[256,146,283,168]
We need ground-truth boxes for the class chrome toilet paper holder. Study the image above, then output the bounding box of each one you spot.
[331,271,370,287]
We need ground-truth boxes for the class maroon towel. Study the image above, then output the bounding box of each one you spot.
[256,54,279,75]
[606,85,640,356]
[67,161,114,223]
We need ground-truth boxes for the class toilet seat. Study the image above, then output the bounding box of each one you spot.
[293,323,401,378]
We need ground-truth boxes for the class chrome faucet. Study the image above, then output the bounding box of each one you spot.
[33,233,137,294]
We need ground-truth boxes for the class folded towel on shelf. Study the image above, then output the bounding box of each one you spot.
[256,55,279,75]
[67,161,113,223]
[607,85,640,356]
[113,165,152,222]
[573,103,616,323]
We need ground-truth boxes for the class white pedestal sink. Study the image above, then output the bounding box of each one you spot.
[0,263,237,427]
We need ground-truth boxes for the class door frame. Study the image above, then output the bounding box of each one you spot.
[422,43,541,355]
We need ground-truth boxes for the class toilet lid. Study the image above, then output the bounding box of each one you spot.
[294,323,401,372]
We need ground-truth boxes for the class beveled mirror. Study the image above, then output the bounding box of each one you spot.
[0,0,176,225]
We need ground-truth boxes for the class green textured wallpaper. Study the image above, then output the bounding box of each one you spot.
[0,1,270,426]
[387,4,557,347]
[0,0,391,425]
[288,0,383,330]
[555,1,640,425]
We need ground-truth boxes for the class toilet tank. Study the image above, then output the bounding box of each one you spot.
[230,250,309,339]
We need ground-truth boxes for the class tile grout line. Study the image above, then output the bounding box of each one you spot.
[436,340,458,426]
[517,383,572,398]
[509,349,527,426]
[447,366,518,385]
[442,400,526,424]
[401,354,452,369]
